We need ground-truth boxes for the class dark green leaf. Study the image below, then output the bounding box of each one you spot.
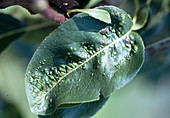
[0,13,25,53]
[25,6,145,116]
[38,95,108,118]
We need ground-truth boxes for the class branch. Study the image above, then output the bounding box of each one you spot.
[0,0,79,24]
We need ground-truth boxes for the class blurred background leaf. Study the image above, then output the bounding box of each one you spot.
[0,44,37,118]
[0,6,59,45]
[0,95,22,118]
[0,13,25,53]
[132,0,152,30]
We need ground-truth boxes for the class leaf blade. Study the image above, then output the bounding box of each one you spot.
[25,6,145,116]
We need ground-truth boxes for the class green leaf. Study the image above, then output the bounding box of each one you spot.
[25,6,145,116]
[67,8,111,24]
[0,13,25,53]
[38,95,108,118]
[132,0,152,30]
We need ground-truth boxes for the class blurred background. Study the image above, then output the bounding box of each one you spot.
[0,0,169,118]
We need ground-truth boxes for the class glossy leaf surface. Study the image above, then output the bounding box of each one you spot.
[25,6,145,115]
[0,13,25,53]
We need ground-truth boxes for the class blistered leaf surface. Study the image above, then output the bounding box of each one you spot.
[25,6,145,115]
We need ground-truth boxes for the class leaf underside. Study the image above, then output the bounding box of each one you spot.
[67,8,111,24]
[25,6,145,116]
